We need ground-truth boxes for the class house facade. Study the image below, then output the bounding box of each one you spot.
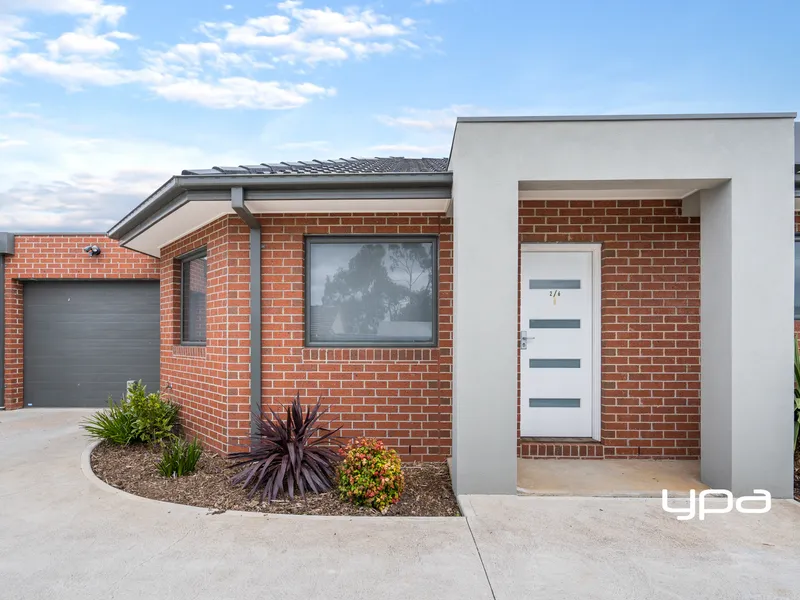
[0,235,159,410]
[2,113,797,498]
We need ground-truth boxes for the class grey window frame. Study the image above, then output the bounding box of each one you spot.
[304,235,439,348]
[180,247,208,346]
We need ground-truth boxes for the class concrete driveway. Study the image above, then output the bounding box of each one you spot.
[2,409,800,600]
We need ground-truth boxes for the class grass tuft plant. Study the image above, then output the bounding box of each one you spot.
[230,392,342,502]
[82,381,179,445]
[158,438,203,477]
[82,399,138,445]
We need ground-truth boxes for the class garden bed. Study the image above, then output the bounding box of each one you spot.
[795,451,799,501]
[90,441,461,517]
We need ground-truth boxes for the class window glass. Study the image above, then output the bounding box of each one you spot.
[182,252,207,343]
[307,238,436,346]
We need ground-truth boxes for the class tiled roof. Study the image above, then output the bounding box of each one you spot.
[181,157,449,176]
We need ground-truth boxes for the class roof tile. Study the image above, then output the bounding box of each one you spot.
[181,156,449,176]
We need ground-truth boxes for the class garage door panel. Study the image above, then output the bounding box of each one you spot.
[23,281,160,408]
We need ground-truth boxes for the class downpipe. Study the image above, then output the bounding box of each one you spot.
[231,187,261,436]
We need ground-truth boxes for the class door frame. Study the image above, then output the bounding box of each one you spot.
[520,243,602,441]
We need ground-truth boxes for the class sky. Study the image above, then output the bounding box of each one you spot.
[0,0,797,232]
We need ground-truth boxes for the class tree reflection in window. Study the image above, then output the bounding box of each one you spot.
[307,238,436,346]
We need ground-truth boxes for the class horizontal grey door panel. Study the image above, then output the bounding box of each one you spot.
[23,281,160,408]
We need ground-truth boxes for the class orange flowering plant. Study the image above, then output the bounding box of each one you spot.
[337,438,404,512]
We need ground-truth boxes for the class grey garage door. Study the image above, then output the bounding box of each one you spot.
[23,281,159,408]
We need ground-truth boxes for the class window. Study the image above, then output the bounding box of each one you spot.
[181,249,207,344]
[305,236,437,347]
[795,238,800,319]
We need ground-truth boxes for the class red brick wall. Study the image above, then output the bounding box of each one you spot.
[517,199,701,459]
[158,213,452,461]
[158,202,701,462]
[3,205,707,464]
[159,217,251,454]
[258,214,452,462]
[2,235,159,410]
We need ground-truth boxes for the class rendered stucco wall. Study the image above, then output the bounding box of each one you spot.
[449,115,796,497]
[451,172,519,494]
[699,154,795,497]
[699,184,733,489]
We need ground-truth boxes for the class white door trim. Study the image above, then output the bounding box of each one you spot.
[520,243,602,441]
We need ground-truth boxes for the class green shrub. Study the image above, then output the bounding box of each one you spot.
[126,381,179,444]
[337,438,404,513]
[158,438,203,477]
[82,381,178,445]
[82,399,138,445]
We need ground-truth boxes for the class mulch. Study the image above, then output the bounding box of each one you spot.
[90,441,461,517]
[795,451,799,501]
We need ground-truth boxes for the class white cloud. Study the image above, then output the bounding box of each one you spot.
[2,1,136,76]
[150,77,334,110]
[10,52,148,88]
[279,2,408,38]
[142,42,273,80]
[377,104,481,131]
[372,105,488,159]
[10,49,333,109]
[0,177,150,230]
[100,0,420,103]
[0,134,27,148]
[223,4,234,9]
[0,0,125,23]
[0,125,245,230]
[0,0,427,112]
[0,15,37,53]
[205,0,418,64]
[209,22,350,64]
[1,111,40,119]
[47,31,122,56]
[339,38,395,57]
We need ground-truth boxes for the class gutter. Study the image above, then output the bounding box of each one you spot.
[108,172,453,241]
[230,188,261,436]
[455,112,797,124]
[0,233,15,410]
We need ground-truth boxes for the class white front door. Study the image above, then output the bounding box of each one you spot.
[520,246,598,438]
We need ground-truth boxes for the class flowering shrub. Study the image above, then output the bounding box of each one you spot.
[337,438,404,512]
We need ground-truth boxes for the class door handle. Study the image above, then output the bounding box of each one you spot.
[520,330,528,350]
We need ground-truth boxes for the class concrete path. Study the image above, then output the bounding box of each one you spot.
[2,409,800,600]
[517,457,708,496]
[461,495,800,599]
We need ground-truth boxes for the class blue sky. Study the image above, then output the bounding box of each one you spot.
[0,0,797,231]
